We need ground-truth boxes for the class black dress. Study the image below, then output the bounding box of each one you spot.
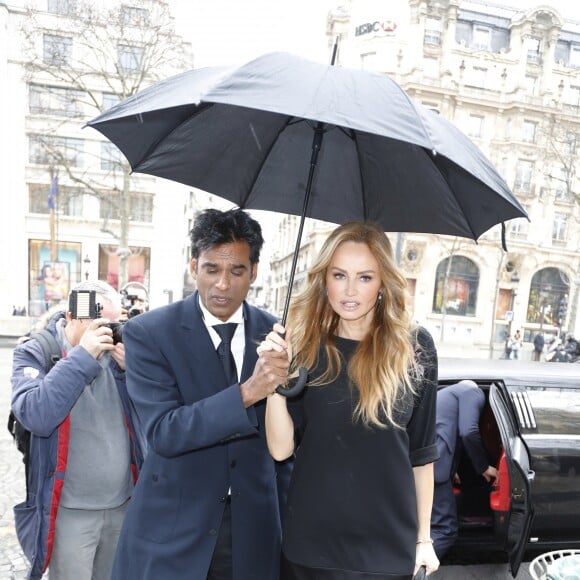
[282,328,438,579]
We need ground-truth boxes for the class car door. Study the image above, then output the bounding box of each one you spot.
[489,383,535,577]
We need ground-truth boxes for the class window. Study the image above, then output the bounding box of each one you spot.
[553,167,573,201]
[28,239,82,317]
[424,18,441,46]
[527,37,541,64]
[566,133,577,155]
[98,244,150,291]
[29,84,84,117]
[99,191,153,223]
[29,135,84,167]
[524,76,537,96]
[130,193,154,222]
[570,45,580,68]
[526,267,569,324]
[121,6,149,26]
[499,157,509,178]
[522,120,537,143]
[360,52,378,71]
[432,256,479,317]
[29,183,83,217]
[473,27,491,50]
[552,212,568,242]
[43,34,72,66]
[526,388,580,436]
[510,215,529,236]
[422,102,440,114]
[47,0,74,14]
[118,44,143,74]
[467,114,483,138]
[423,57,439,78]
[514,160,534,193]
[504,118,512,140]
[101,142,125,171]
[470,66,487,88]
[565,85,580,106]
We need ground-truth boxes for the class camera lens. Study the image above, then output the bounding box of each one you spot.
[108,322,124,344]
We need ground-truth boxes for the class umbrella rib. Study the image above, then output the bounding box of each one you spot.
[428,151,478,240]
[351,130,369,221]
[236,114,297,208]
[133,102,214,170]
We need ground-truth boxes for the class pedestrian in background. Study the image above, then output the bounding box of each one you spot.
[533,332,544,361]
[512,329,522,359]
[264,221,440,579]
[111,208,291,580]
[503,333,513,359]
[11,280,143,580]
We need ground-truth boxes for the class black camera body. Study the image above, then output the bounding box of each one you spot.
[69,289,125,344]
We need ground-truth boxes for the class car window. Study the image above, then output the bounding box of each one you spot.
[524,387,580,435]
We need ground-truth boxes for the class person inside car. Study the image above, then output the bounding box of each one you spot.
[431,380,498,559]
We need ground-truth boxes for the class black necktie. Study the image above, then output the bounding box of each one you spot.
[213,323,238,385]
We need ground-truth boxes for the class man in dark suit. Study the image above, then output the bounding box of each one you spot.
[431,380,498,559]
[111,209,291,580]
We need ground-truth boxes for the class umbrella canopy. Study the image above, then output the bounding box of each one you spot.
[87,51,527,243]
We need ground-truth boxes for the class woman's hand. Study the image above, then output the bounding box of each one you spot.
[414,541,439,576]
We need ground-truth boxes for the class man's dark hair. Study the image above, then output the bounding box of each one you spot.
[190,208,264,264]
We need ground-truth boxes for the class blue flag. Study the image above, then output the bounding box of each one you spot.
[48,174,58,210]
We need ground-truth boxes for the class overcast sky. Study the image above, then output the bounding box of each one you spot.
[173,0,337,68]
[174,0,580,72]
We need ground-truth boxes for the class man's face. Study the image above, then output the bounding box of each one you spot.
[191,241,257,322]
[126,287,149,314]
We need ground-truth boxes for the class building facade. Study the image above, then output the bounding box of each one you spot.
[270,0,580,354]
[0,0,194,326]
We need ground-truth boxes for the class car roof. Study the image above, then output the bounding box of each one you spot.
[438,358,580,388]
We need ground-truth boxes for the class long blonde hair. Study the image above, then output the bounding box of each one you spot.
[287,222,418,428]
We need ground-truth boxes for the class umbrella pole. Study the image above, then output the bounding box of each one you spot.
[275,123,324,398]
[280,123,324,326]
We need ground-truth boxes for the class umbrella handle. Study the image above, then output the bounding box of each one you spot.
[275,367,308,397]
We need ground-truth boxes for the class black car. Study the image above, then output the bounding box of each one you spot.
[438,358,580,577]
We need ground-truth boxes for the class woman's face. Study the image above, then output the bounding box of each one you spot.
[326,241,382,337]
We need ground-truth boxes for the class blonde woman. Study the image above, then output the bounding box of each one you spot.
[263,222,440,579]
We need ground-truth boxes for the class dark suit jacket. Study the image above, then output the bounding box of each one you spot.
[434,381,488,485]
[111,293,288,580]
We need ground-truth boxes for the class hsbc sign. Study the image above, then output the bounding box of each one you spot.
[355,20,397,37]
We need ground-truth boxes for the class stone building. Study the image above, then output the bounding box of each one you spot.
[0,0,193,326]
[270,0,580,355]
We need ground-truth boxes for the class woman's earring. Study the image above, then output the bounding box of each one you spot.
[378,292,383,301]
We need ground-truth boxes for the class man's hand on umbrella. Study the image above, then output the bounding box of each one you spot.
[240,324,291,408]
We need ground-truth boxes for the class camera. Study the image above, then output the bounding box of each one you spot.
[69,289,125,344]
[121,291,142,318]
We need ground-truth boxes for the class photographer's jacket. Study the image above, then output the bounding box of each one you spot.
[10,314,143,580]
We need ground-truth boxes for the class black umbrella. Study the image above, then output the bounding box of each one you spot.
[87,51,527,395]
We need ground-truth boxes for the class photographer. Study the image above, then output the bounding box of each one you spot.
[120,281,149,319]
[10,280,143,580]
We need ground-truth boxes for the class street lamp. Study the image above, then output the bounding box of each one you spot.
[83,254,91,281]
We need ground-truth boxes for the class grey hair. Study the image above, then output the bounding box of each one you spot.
[69,280,121,310]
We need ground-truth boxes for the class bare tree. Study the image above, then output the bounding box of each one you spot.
[542,114,579,206]
[21,0,192,287]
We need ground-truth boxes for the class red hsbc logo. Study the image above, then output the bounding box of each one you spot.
[355,20,397,37]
